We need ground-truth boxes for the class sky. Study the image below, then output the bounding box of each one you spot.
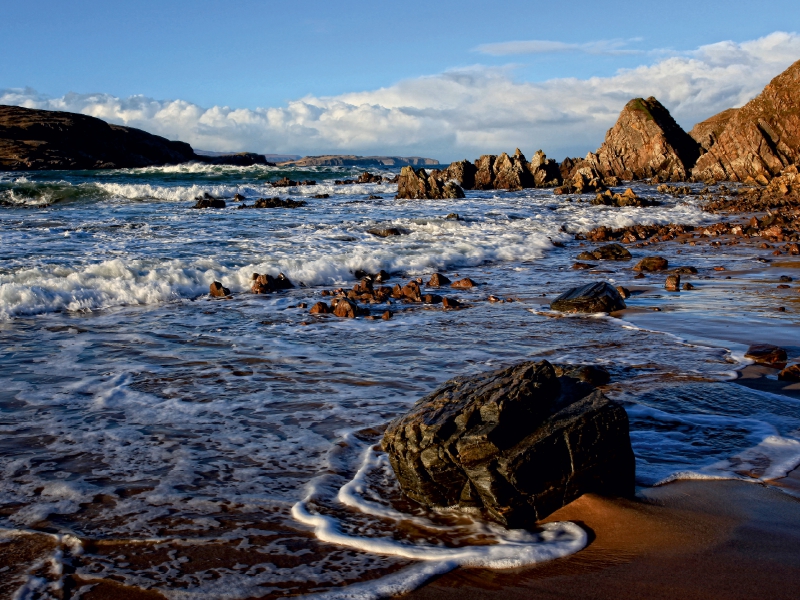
[2,0,800,162]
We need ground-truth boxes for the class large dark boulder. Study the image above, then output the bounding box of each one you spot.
[382,360,635,528]
[551,282,626,313]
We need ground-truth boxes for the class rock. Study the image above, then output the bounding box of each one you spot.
[314,193,330,199]
[693,59,800,183]
[381,360,635,527]
[310,302,330,315]
[382,310,393,320]
[423,294,443,304]
[529,150,562,187]
[442,297,461,309]
[745,344,788,365]
[451,277,477,289]
[209,282,230,297]
[251,272,293,293]
[591,188,660,208]
[445,213,461,220]
[492,149,535,190]
[427,273,451,287]
[442,160,478,190]
[0,105,197,171]
[199,152,274,167]
[367,227,406,237]
[397,166,465,200]
[673,266,698,274]
[192,193,226,209]
[241,197,306,209]
[577,243,632,262]
[634,257,669,271]
[586,97,701,182]
[551,282,626,313]
[233,193,245,201]
[333,298,359,318]
[572,262,597,270]
[689,108,739,152]
[615,286,630,299]
[665,274,681,291]
[553,364,611,386]
[272,176,298,187]
[397,281,422,302]
[357,171,382,184]
[778,364,800,381]
[682,282,695,290]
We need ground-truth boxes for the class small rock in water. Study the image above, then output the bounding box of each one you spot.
[682,282,695,290]
[551,282,626,313]
[572,262,597,270]
[309,302,330,315]
[615,286,630,299]
[233,193,245,202]
[209,281,230,297]
[633,256,669,272]
[665,274,681,291]
[780,276,793,282]
[367,227,406,238]
[745,344,788,366]
[445,213,461,220]
[576,243,632,261]
[333,298,359,318]
[451,277,477,289]
[779,364,800,381]
[193,193,226,209]
[442,297,461,309]
[382,310,393,320]
[427,273,451,287]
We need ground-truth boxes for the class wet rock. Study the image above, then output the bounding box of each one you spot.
[572,262,597,270]
[423,294,443,304]
[310,302,330,315]
[634,257,669,272]
[397,166,465,200]
[314,193,330,199]
[615,286,630,299]
[193,193,226,209]
[442,297,461,309]
[673,266,698,274]
[665,274,681,291]
[243,197,307,209]
[441,160,478,189]
[357,171,382,184]
[553,364,611,386]
[209,281,230,297]
[381,360,634,527]
[451,277,477,289]
[333,298,359,318]
[233,193,245,201]
[745,344,788,365]
[251,272,294,293]
[445,213,461,220]
[586,97,701,181]
[427,273,451,287]
[382,310,393,320]
[778,364,800,381]
[272,177,298,187]
[682,282,695,290]
[577,243,632,261]
[591,188,660,208]
[367,227,406,237]
[551,282,626,313]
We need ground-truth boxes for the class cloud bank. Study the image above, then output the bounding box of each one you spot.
[475,38,643,56]
[2,32,799,162]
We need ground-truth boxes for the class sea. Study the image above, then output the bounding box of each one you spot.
[1,163,800,599]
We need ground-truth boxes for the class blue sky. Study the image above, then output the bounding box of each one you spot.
[2,1,800,160]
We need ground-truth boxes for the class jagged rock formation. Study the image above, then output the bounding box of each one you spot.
[396,166,465,199]
[586,97,701,182]
[689,108,739,152]
[442,148,561,191]
[278,155,440,167]
[0,105,274,170]
[382,360,635,527]
[692,59,800,183]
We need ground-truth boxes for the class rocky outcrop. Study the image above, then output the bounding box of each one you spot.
[586,97,701,182]
[576,243,632,261]
[591,188,660,208]
[198,152,275,166]
[551,282,626,313]
[396,166,465,199]
[0,105,196,170]
[381,360,635,527]
[692,60,800,183]
[441,149,562,191]
[278,155,440,167]
[689,108,739,152]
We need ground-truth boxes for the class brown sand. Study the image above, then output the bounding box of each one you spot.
[406,479,800,600]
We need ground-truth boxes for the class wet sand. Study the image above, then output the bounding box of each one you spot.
[407,478,800,600]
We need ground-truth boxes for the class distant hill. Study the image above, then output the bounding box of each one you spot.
[197,150,300,163]
[278,155,440,167]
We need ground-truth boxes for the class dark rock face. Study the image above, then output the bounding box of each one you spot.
[0,105,197,171]
[381,360,635,527]
[238,197,307,209]
[692,60,800,183]
[745,344,788,365]
[576,243,632,261]
[586,97,701,182]
[198,152,274,167]
[779,364,800,381]
[367,227,407,237]
[551,282,626,313]
[396,166,465,200]
[192,193,226,209]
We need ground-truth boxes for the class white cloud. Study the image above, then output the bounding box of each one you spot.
[2,32,799,162]
[475,38,642,56]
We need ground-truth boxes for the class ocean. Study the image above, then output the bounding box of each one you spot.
[2,163,800,598]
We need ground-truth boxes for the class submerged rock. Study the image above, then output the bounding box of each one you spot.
[551,282,626,313]
[382,360,635,527]
[192,193,226,209]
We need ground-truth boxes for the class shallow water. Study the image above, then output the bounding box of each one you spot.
[2,164,800,598]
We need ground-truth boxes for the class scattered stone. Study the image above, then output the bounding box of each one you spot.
[382,310,393,320]
[745,344,788,365]
[367,227,407,237]
[423,294,443,304]
[591,188,660,208]
[367,195,382,200]
[193,193,226,209]
[665,274,681,291]
[357,171,382,184]
[551,282,626,313]
[682,282,695,290]
[381,360,635,527]
[314,193,330,199]
[333,298,359,318]
[310,302,330,315]
[780,276,793,282]
[779,364,800,381]
[572,262,597,270]
[633,257,669,271]
[238,197,307,209]
[442,297,461,309]
[209,281,230,297]
[713,266,726,271]
[251,272,294,293]
[233,193,245,201]
[778,284,791,289]
[577,243,632,261]
[427,273,451,287]
[451,277,477,289]
[488,295,502,303]
[445,213,461,220]
[673,266,698,274]
[553,364,612,386]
